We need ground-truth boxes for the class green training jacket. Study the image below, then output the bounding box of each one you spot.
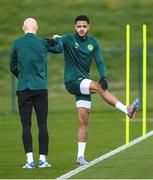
[10,33,62,90]
[56,33,107,83]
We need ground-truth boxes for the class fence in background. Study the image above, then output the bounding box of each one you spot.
[0,49,152,114]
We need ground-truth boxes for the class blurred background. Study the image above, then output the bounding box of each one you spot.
[0,0,153,178]
[0,0,153,114]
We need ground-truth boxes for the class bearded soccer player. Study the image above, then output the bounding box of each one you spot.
[47,15,140,165]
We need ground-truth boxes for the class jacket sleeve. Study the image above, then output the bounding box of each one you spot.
[10,42,19,78]
[45,37,63,54]
[94,40,107,77]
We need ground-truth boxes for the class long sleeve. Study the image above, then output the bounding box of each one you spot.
[45,38,63,54]
[10,43,19,78]
[94,40,107,77]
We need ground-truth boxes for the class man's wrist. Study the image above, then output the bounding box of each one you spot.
[99,76,108,90]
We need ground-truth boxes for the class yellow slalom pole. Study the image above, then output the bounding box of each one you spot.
[126,24,130,144]
[142,24,147,136]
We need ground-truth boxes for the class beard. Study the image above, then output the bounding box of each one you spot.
[76,30,88,39]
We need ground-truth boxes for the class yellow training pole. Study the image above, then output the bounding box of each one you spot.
[126,24,130,144]
[142,24,147,136]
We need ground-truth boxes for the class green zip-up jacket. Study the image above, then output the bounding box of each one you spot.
[10,33,62,90]
[55,33,107,83]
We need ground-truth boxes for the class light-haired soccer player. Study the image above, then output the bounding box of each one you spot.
[47,15,140,165]
[10,18,62,169]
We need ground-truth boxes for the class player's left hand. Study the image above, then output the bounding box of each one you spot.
[99,76,108,90]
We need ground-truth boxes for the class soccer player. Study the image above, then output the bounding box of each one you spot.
[47,15,140,165]
[10,18,62,169]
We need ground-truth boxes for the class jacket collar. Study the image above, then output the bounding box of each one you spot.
[25,33,36,37]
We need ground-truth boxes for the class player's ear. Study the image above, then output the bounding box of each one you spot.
[36,24,38,31]
[88,24,90,30]
[22,26,25,32]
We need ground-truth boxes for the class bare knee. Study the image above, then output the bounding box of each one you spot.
[89,81,102,93]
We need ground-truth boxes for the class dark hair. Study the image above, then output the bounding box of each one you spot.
[75,15,89,24]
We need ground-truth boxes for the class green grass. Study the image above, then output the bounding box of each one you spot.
[0,95,153,178]
[0,0,153,178]
[72,135,153,179]
[0,0,153,115]
[0,0,153,52]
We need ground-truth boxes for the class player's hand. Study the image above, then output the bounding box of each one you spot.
[45,36,56,46]
[53,34,62,38]
[99,76,108,90]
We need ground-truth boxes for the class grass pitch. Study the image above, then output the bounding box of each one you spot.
[0,0,153,179]
[72,134,153,179]
[0,94,153,178]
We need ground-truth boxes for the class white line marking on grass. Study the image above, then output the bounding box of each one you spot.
[122,118,153,122]
[56,130,153,179]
